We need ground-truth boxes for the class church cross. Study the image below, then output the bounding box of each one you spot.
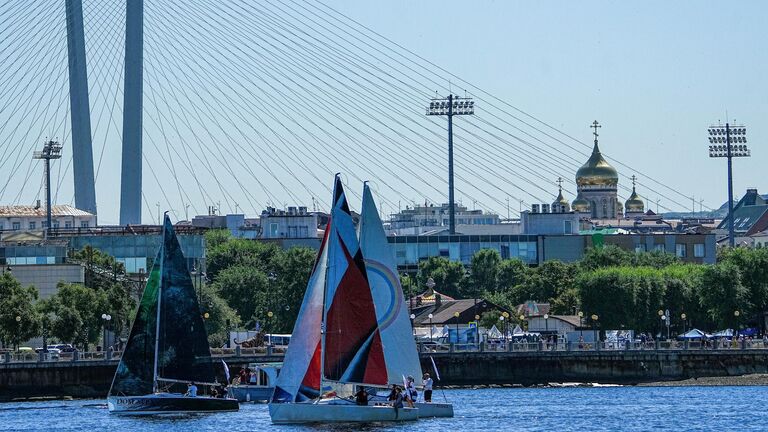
[590,120,601,140]
[630,174,637,188]
[556,177,563,191]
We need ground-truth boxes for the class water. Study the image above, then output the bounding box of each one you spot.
[2,386,766,431]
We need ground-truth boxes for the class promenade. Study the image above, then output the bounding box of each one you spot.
[2,340,768,401]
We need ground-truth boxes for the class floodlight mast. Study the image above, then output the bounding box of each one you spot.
[32,140,63,237]
[708,123,749,247]
[426,94,475,235]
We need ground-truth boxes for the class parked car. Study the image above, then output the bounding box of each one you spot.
[52,344,75,352]
[34,347,61,359]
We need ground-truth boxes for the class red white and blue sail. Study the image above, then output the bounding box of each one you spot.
[323,175,388,386]
[358,183,422,385]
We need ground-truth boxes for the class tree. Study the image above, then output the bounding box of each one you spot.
[270,247,316,333]
[497,259,529,293]
[0,273,41,348]
[211,265,269,329]
[468,249,501,297]
[416,257,467,299]
[199,283,240,348]
[40,283,108,350]
[699,262,750,330]
[206,238,280,282]
[579,245,631,270]
[718,247,768,324]
[204,228,232,250]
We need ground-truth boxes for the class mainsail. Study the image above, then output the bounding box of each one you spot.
[109,216,215,396]
[271,227,329,402]
[323,176,388,386]
[358,183,422,385]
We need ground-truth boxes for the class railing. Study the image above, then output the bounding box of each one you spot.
[4,339,768,364]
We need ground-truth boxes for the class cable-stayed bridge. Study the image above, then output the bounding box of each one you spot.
[0,0,703,225]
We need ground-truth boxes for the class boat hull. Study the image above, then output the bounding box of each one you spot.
[415,402,454,418]
[107,394,239,415]
[228,385,274,403]
[269,402,418,424]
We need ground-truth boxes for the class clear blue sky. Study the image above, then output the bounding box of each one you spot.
[1,1,766,223]
[336,0,767,209]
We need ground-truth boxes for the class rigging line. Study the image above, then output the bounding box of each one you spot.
[262,0,586,180]
[144,6,255,211]
[193,3,450,204]
[83,0,126,180]
[142,30,268,213]
[154,1,386,208]
[0,38,70,201]
[144,11,299,211]
[307,0,699,207]
[0,12,68,164]
[0,0,55,66]
[235,2,543,206]
[150,3,368,209]
[150,2,355,209]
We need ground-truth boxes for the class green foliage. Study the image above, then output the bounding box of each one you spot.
[199,283,240,348]
[206,235,316,337]
[0,273,41,348]
[699,262,750,330]
[204,229,232,250]
[497,259,528,293]
[40,283,108,350]
[416,257,467,299]
[468,249,501,297]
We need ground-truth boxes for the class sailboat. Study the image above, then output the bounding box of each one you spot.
[269,175,418,423]
[358,183,454,418]
[107,215,238,415]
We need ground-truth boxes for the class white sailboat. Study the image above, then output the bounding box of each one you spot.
[269,175,417,424]
[358,183,454,418]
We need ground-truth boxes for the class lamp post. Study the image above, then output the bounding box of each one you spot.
[707,124,749,247]
[428,313,433,341]
[502,312,510,339]
[410,313,416,337]
[734,310,740,336]
[101,313,112,351]
[499,315,505,341]
[591,314,599,342]
[661,314,668,341]
[578,311,584,339]
[681,313,687,334]
[657,309,664,338]
[453,312,460,344]
[267,311,274,345]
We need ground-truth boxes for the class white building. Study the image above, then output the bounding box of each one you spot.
[387,203,501,236]
[260,206,321,239]
[0,204,96,232]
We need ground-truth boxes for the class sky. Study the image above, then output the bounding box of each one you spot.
[334,0,767,210]
[1,0,766,224]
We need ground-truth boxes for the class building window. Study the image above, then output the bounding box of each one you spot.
[29,222,36,230]
[564,220,573,234]
[675,244,686,258]
[80,221,89,228]
[53,221,60,228]
[0,223,3,230]
[269,223,278,237]
[299,226,309,237]
[635,244,646,252]
[694,244,705,258]
[654,244,665,252]
[65,221,73,229]
[12,222,20,230]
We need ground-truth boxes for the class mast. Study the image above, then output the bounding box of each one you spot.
[152,219,165,393]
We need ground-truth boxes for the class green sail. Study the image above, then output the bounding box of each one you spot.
[109,216,215,396]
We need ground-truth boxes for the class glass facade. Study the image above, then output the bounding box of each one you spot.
[0,243,67,265]
[67,234,205,272]
[388,234,538,267]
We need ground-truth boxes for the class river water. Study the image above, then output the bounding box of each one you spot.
[1,386,765,431]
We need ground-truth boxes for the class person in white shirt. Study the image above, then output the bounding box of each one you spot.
[422,373,433,403]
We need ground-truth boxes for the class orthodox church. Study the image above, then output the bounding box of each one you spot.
[560,121,646,219]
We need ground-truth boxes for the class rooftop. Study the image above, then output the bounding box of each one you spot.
[0,204,95,218]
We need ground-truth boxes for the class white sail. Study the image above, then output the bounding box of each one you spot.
[358,184,422,385]
[271,229,329,402]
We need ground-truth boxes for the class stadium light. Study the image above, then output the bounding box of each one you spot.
[708,123,750,247]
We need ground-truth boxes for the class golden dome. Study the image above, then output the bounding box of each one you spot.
[572,193,591,213]
[625,181,644,213]
[553,189,569,208]
[576,141,618,186]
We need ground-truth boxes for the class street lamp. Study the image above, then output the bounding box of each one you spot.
[578,311,584,339]
[428,313,434,341]
[101,313,112,352]
[681,313,687,334]
[591,314,599,342]
[453,312,460,344]
[734,310,740,334]
[708,123,749,247]
[410,313,416,337]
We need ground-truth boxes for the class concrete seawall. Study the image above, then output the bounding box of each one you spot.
[2,351,768,401]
